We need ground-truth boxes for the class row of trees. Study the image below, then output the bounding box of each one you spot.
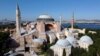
[0,23,15,29]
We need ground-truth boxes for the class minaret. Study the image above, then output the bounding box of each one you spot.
[71,12,74,29]
[16,4,21,37]
[60,16,62,27]
[60,16,62,31]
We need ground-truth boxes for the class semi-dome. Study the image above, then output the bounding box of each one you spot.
[56,39,71,47]
[79,35,93,45]
[37,14,54,21]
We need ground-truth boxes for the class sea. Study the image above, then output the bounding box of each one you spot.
[62,23,100,30]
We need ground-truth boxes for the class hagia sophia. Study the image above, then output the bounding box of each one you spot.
[5,4,94,56]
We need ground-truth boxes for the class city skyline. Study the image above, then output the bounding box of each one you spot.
[0,0,100,21]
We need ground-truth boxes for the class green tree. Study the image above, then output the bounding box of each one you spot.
[0,32,10,55]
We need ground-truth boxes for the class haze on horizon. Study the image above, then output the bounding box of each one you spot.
[0,0,100,21]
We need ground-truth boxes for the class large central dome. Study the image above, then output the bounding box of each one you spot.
[37,14,54,21]
[38,15,52,19]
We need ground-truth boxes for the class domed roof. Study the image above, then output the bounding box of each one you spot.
[79,35,93,45]
[37,14,54,21]
[30,22,36,28]
[20,28,26,34]
[66,36,76,43]
[38,15,52,19]
[66,36,78,47]
[56,39,71,47]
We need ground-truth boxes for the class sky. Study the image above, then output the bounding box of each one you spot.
[0,0,100,21]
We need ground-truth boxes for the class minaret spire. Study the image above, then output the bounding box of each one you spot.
[60,16,62,27]
[16,3,21,36]
[59,16,62,31]
[71,12,74,29]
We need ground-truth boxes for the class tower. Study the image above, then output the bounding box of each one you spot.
[60,16,62,31]
[16,4,21,37]
[71,12,74,29]
[15,4,25,49]
[60,16,62,26]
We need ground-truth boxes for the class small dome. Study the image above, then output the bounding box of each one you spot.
[79,35,93,45]
[66,36,76,43]
[31,24,34,28]
[62,28,70,37]
[38,15,52,19]
[56,39,71,47]
[28,29,37,35]
[20,28,26,34]
[30,22,36,28]
[66,36,78,47]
